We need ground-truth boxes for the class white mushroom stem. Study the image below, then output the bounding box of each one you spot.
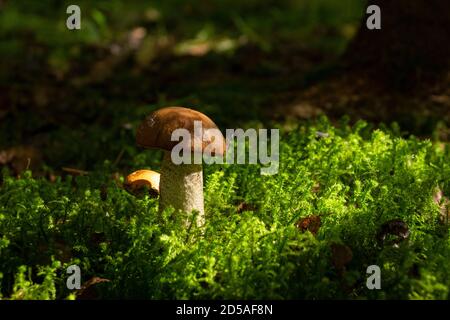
[159,151,205,227]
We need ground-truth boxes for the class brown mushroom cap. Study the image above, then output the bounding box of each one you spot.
[125,169,160,193]
[136,106,225,156]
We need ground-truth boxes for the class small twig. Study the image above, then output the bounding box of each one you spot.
[25,158,31,171]
[62,167,89,176]
[113,148,125,167]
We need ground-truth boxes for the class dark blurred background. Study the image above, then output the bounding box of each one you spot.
[0,0,449,176]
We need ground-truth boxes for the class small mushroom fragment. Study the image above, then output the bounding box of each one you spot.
[136,106,225,227]
[125,169,160,197]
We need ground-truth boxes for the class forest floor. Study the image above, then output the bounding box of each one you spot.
[1,1,448,177]
[1,1,450,300]
[1,31,449,176]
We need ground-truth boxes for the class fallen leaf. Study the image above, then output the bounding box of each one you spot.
[0,146,42,174]
[295,215,321,235]
[331,243,353,273]
[76,277,111,300]
[237,202,258,213]
[311,182,321,194]
[376,219,410,247]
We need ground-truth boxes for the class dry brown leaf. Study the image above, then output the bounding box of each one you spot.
[331,243,353,272]
[236,202,258,213]
[295,215,321,236]
[76,277,111,300]
[376,219,410,247]
[0,146,42,174]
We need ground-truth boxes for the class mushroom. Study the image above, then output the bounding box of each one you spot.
[125,169,160,197]
[136,107,225,227]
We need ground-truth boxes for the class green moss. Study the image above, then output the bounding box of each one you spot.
[1,118,449,299]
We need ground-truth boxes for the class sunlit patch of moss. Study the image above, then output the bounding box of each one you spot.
[0,118,449,299]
